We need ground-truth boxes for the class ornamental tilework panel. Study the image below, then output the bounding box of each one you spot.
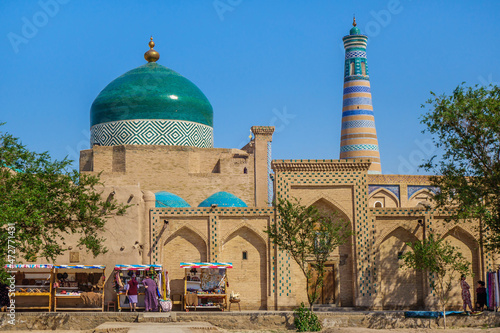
[342,97,372,107]
[343,86,371,94]
[407,185,440,199]
[341,120,376,130]
[341,144,379,152]
[342,110,374,117]
[273,167,375,298]
[267,141,273,207]
[345,50,367,59]
[91,119,214,148]
[368,185,400,200]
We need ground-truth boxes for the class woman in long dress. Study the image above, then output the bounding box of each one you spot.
[143,274,158,312]
[460,275,474,313]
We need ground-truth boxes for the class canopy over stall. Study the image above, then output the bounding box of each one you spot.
[113,264,165,312]
[4,264,53,311]
[180,262,232,312]
[53,265,106,312]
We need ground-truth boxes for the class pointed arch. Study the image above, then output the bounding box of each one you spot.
[303,195,351,222]
[219,225,267,309]
[221,222,267,247]
[369,188,400,208]
[306,196,354,307]
[164,224,207,247]
[375,225,417,249]
[410,188,436,199]
[376,226,423,309]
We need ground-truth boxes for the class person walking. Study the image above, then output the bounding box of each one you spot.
[143,274,158,312]
[460,275,474,313]
[125,274,139,312]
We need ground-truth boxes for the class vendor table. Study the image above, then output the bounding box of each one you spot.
[114,264,164,312]
[5,264,53,312]
[181,262,232,312]
[53,265,105,312]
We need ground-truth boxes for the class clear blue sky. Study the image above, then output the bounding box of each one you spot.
[1,0,499,175]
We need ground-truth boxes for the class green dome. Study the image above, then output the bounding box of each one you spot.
[350,26,361,35]
[90,62,213,127]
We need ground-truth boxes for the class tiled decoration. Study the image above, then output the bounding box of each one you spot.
[267,141,273,206]
[407,185,440,199]
[91,119,213,148]
[368,185,400,201]
[340,27,380,174]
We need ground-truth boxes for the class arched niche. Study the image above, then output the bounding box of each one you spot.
[376,227,423,309]
[369,188,399,208]
[220,226,267,309]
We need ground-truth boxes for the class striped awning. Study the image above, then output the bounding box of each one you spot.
[114,264,162,271]
[180,262,232,269]
[54,265,105,269]
[4,264,53,269]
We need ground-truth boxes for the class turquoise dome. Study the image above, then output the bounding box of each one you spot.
[155,191,191,208]
[350,26,361,35]
[198,192,247,208]
[91,62,213,127]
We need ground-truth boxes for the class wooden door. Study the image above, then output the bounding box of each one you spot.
[322,264,335,304]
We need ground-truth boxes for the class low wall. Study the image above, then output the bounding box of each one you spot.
[1,311,500,331]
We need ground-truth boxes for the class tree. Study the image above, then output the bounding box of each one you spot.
[0,126,128,282]
[265,198,352,311]
[401,233,471,329]
[421,84,500,250]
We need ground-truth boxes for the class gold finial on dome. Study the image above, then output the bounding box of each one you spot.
[353,15,357,27]
[144,36,160,63]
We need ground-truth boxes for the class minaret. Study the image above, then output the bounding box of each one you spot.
[340,17,381,174]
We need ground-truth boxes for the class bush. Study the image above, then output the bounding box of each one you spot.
[294,303,322,332]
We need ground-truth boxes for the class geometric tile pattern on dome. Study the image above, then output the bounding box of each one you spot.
[345,51,367,59]
[341,120,376,130]
[341,144,379,152]
[90,119,213,148]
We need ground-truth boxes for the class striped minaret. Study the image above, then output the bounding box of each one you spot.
[340,17,381,174]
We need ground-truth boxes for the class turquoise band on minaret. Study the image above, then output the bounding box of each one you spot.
[339,18,382,174]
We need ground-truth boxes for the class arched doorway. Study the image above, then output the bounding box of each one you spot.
[310,198,354,307]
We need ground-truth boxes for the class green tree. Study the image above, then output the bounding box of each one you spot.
[0,126,127,282]
[401,233,471,329]
[265,198,352,312]
[421,84,500,250]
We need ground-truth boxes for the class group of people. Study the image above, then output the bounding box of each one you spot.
[123,273,158,312]
[460,275,487,313]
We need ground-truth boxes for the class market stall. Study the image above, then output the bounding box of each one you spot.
[181,262,232,312]
[53,265,105,312]
[5,264,53,311]
[113,264,166,312]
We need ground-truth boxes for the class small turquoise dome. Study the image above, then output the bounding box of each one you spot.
[198,192,247,208]
[91,62,213,127]
[155,191,191,208]
[350,26,361,35]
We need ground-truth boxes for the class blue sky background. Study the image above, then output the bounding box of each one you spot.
[1,0,499,175]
